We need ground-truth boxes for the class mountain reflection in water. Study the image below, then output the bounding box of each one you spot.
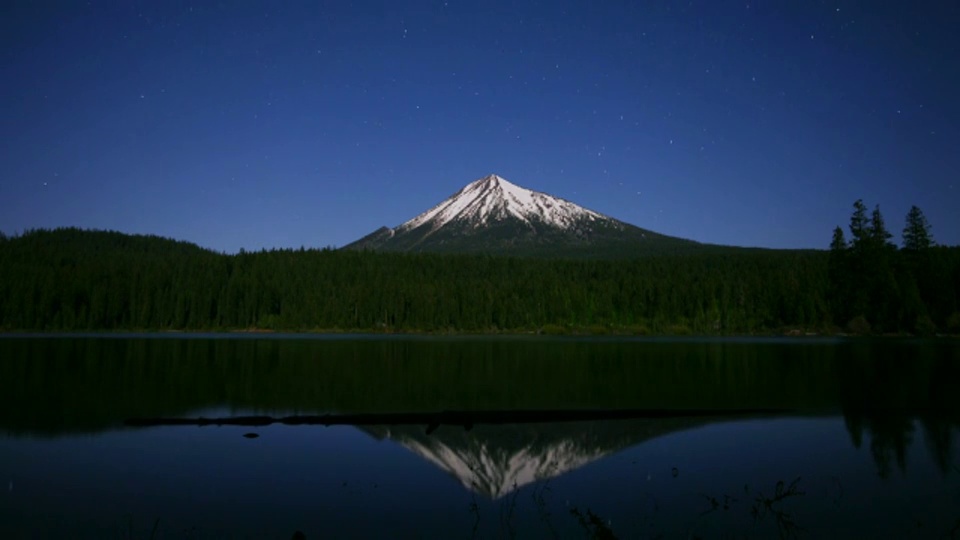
[1,336,958,538]
[362,417,722,498]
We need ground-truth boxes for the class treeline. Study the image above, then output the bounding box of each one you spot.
[0,222,957,334]
[828,201,960,334]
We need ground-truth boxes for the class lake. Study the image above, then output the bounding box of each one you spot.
[1,335,958,539]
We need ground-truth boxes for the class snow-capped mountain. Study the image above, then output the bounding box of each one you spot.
[397,174,613,233]
[344,174,700,257]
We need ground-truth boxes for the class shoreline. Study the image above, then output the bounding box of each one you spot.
[0,327,956,339]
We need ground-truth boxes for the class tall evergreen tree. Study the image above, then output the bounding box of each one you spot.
[902,205,934,251]
[843,200,872,321]
[849,199,869,249]
[900,205,937,333]
[868,205,894,249]
[830,226,847,252]
[864,205,898,331]
[828,226,850,324]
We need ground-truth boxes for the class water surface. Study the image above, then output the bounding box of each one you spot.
[1,336,958,538]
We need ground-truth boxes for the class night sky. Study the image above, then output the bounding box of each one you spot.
[2,1,958,252]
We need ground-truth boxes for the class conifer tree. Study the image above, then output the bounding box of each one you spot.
[869,205,894,249]
[830,226,847,252]
[849,199,869,250]
[863,205,898,330]
[843,200,871,321]
[902,205,934,251]
[828,226,850,324]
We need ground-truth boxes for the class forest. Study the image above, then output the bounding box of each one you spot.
[0,201,957,335]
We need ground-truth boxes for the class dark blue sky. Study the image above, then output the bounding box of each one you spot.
[2,1,958,252]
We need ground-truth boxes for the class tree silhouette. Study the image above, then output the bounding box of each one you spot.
[849,199,870,249]
[828,227,851,324]
[868,205,894,249]
[827,200,957,333]
[902,205,934,251]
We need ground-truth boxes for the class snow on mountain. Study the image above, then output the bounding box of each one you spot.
[342,172,698,256]
[397,174,620,234]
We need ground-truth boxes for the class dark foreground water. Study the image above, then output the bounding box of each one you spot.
[0,336,958,539]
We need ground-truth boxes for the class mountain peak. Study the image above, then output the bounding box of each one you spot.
[479,173,504,183]
[343,173,698,257]
[397,174,608,234]
[475,173,511,188]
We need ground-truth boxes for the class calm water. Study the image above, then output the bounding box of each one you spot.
[1,336,958,539]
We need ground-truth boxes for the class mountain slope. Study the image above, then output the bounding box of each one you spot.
[343,174,703,257]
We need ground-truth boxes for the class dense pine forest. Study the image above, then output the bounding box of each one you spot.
[0,201,957,334]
